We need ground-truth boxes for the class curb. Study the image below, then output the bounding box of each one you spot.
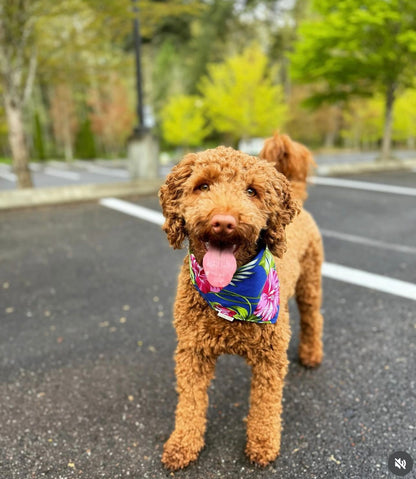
[317,158,416,176]
[0,179,163,211]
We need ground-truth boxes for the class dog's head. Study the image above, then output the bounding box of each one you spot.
[259,132,315,183]
[159,146,299,276]
[260,132,315,202]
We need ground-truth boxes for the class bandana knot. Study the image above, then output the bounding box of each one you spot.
[189,247,280,324]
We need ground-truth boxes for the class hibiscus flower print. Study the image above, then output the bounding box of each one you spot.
[190,254,221,294]
[254,268,280,322]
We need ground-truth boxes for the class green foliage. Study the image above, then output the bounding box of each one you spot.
[185,0,235,93]
[0,0,40,95]
[161,95,211,147]
[393,89,416,142]
[291,0,416,101]
[0,100,8,138]
[4,0,416,160]
[199,45,287,142]
[83,0,203,42]
[152,40,183,113]
[291,0,416,157]
[0,0,203,164]
[341,96,384,147]
[75,118,97,159]
[32,111,46,160]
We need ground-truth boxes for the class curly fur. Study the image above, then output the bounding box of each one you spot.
[260,131,316,202]
[159,138,324,470]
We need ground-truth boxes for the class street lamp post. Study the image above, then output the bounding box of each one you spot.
[132,0,145,134]
[128,0,159,180]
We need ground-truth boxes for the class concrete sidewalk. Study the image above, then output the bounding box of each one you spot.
[316,157,416,176]
[0,179,163,211]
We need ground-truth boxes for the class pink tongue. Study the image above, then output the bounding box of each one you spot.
[203,244,237,289]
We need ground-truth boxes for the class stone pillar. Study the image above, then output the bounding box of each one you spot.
[128,130,159,180]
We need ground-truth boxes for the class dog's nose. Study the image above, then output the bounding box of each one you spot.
[211,214,237,235]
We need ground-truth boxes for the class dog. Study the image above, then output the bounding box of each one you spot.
[159,133,324,470]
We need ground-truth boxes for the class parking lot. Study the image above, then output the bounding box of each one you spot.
[1,168,415,478]
[0,160,130,190]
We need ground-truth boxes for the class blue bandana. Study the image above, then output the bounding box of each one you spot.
[189,247,280,324]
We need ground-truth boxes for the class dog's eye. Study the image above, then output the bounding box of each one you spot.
[198,183,210,192]
[246,187,257,197]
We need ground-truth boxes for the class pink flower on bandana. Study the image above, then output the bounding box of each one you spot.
[254,268,280,322]
[190,254,221,294]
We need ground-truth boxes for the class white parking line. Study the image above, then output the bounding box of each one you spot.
[91,166,130,179]
[310,176,416,196]
[100,198,416,302]
[29,163,42,172]
[0,170,16,182]
[321,229,416,255]
[83,164,129,179]
[99,197,164,225]
[43,167,81,181]
[323,263,416,301]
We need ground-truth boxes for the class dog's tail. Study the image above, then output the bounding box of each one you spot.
[259,132,316,203]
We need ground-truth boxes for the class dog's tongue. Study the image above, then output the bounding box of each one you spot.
[203,244,237,289]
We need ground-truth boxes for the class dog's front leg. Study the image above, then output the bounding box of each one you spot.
[162,345,217,470]
[245,349,289,466]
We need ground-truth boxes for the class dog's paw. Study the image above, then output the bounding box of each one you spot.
[298,344,323,368]
[245,440,280,467]
[162,432,203,470]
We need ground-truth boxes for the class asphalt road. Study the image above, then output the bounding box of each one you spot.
[1,170,415,479]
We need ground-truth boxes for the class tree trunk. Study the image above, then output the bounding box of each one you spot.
[323,105,340,149]
[63,116,74,162]
[324,130,336,149]
[0,1,37,188]
[4,93,33,188]
[380,82,396,162]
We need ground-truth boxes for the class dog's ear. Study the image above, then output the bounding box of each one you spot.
[158,153,196,249]
[263,171,300,258]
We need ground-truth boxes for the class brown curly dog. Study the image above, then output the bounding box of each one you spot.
[159,133,324,470]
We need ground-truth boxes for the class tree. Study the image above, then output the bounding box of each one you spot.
[0,1,39,187]
[284,85,343,148]
[291,0,416,161]
[199,45,287,144]
[32,110,46,160]
[161,95,211,148]
[341,96,384,150]
[0,0,201,187]
[50,84,78,161]
[88,75,134,156]
[184,0,235,94]
[0,0,99,186]
[267,0,310,98]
